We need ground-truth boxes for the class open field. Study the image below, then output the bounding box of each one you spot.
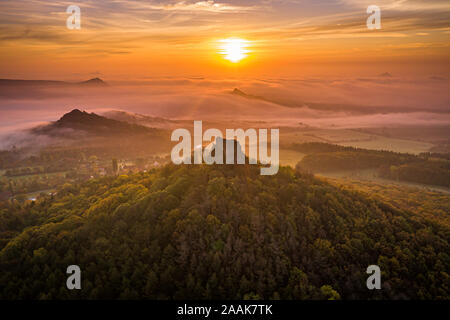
[354,126,450,144]
[338,138,433,155]
[280,127,434,154]
[316,170,450,194]
[279,149,306,167]
[324,176,450,224]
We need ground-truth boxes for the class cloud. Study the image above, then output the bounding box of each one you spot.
[0,0,449,79]
[148,1,258,12]
[2,0,448,44]
[340,0,450,11]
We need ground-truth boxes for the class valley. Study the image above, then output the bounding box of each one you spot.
[1,108,449,201]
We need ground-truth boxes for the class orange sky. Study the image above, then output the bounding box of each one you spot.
[1,0,449,80]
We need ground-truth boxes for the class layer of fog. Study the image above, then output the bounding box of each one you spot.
[1,75,449,150]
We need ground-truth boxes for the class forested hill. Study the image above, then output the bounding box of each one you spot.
[0,163,448,299]
[32,109,156,137]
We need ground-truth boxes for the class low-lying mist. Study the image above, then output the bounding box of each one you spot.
[1,75,449,150]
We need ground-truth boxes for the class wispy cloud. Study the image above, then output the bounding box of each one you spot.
[146,0,258,12]
[0,0,449,78]
[340,0,450,11]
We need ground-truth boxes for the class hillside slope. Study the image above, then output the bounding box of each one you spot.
[0,164,448,299]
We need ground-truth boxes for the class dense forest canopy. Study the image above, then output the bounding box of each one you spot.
[0,162,448,299]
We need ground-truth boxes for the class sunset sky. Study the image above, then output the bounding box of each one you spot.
[1,0,449,80]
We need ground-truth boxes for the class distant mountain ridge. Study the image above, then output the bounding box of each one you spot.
[0,77,108,87]
[230,87,304,108]
[229,87,422,115]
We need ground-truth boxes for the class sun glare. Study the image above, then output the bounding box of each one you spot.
[219,38,250,63]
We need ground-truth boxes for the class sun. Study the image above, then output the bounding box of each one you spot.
[219,38,250,63]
